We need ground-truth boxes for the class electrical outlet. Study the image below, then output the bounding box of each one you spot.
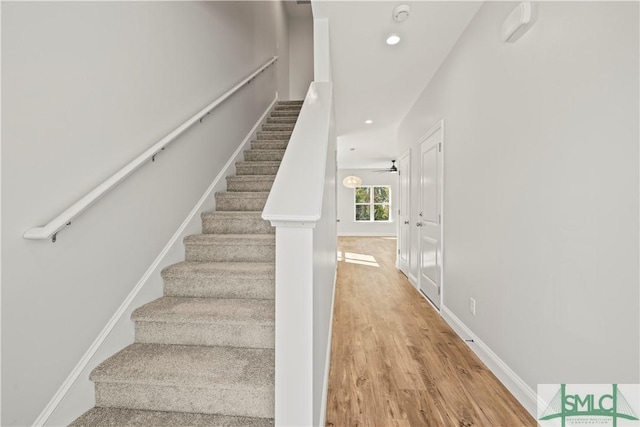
[469,298,476,316]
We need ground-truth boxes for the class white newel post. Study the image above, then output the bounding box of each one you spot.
[272,224,315,426]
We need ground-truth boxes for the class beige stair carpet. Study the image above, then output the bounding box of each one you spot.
[71,100,303,427]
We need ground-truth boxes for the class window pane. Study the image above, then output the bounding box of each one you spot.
[355,205,371,221]
[374,186,389,203]
[374,204,389,221]
[355,187,370,203]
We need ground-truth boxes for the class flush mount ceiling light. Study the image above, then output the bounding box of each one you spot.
[386,34,401,45]
[364,119,373,124]
[343,176,363,189]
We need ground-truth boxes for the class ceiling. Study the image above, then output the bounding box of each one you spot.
[312,1,482,169]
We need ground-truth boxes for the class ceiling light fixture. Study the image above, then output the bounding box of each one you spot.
[343,176,363,189]
[365,119,373,124]
[386,34,401,45]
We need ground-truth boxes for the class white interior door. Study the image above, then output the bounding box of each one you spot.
[419,122,443,308]
[397,151,411,275]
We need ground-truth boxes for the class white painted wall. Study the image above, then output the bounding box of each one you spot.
[312,105,337,427]
[1,2,286,425]
[399,0,639,395]
[289,17,314,100]
[337,169,398,236]
[275,1,290,101]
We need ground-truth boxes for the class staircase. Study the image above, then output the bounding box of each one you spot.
[71,101,303,427]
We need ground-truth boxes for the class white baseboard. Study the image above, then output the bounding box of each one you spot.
[440,305,537,418]
[408,272,418,288]
[36,96,278,427]
[337,232,396,237]
[318,269,337,427]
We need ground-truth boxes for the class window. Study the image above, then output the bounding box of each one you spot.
[354,186,391,221]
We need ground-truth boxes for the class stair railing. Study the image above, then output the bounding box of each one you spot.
[23,56,278,242]
[262,81,337,426]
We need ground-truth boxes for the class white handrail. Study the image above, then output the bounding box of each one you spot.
[24,56,278,242]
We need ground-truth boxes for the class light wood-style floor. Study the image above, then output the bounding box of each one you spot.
[325,236,535,427]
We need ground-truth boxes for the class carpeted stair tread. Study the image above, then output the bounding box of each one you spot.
[256,131,292,140]
[91,343,274,390]
[132,297,274,326]
[162,261,274,278]
[162,261,275,300]
[227,175,276,192]
[243,149,286,162]
[273,105,302,112]
[70,407,273,427]
[184,234,274,245]
[201,211,274,234]
[266,117,297,124]
[251,140,288,150]
[235,161,281,176]
[261,124,295,131]
[184,234,275,262]
[162,261,274,299]
[216,191,270,198]
[276,100,303,105]
[269,110,300,117]
[214,192,269,211]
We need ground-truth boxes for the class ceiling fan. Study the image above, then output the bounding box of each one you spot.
[374,160,398,174]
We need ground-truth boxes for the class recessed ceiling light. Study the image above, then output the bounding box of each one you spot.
[386,34,401,45]
[365,119,373,124]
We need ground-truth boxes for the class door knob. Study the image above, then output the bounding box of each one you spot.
[404,221,409,225]
[416,222,423,227]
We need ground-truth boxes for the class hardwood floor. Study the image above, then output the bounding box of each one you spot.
[325,236,535,427]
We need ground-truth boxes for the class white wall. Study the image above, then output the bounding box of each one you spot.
[289,17,314,100]
[275,1,290,101]
[337,169,398,236]
[312,106,337,427]
[1,2,286,425]
[399,0,639,394]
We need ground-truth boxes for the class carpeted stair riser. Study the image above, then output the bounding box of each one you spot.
[184,235,275,263]
[162,262,275,299]
[266,117,297,124]
[91,344,274,418]
[135,321,274,349]
[244,150,286,162]
[236,161,281,176]
[257,131,292,141]
[276,100,304,105]
[215,192,269,211]
[261,124,295,132]
[226,176,275,192]
[132,297,274,348]
[273,105,302,112]
[202,212,274,234]
[270,110,300,117]
[251,140,288,150]
[70,407,274,427]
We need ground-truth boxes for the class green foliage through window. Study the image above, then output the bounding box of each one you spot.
[354,186,391,222]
